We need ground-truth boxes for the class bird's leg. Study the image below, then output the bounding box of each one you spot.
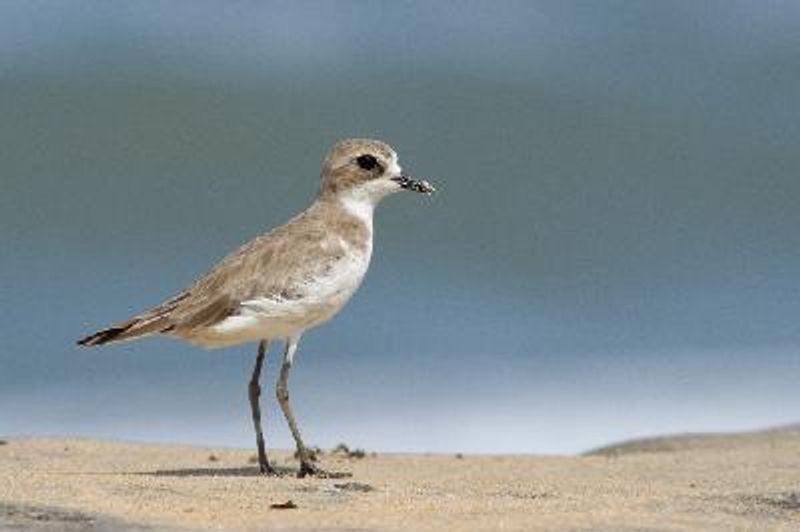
[275,337,317,477]
[276,337,351,479]
[248,339,276,475]
[272,338,319,478]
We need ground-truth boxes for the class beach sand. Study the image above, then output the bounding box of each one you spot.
[1,426,799,530]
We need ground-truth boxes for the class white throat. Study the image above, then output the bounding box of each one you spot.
[335,159,403,233]
[340,193,376,233]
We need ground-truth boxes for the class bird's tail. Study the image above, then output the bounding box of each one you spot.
[78,325,128,346]
[77,315,170,347]
[77,292,188,347]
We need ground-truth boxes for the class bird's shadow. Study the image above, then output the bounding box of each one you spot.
[145,465,297,478]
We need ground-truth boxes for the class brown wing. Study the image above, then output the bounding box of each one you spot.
[77,200,366,346]
[76,291,191,346]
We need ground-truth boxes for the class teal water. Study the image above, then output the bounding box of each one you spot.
[1,1,799,453]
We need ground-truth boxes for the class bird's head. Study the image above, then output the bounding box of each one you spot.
[319,138,435,206]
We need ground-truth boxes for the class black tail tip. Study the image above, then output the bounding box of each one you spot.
[77,327,124,347]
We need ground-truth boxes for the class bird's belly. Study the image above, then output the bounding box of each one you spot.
[191,252,370,348]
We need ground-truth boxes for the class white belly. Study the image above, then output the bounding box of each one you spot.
[189,247,371,348]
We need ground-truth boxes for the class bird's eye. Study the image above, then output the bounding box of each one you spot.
[356,154,378,171]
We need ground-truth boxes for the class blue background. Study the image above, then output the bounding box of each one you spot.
[2,1,799,454]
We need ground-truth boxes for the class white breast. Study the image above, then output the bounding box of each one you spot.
[193,252,370,348]
[192,206,374,349]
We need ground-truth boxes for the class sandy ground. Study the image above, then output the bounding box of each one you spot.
[1,427,799,531]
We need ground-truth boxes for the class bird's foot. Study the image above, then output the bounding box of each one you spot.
[297,461,351,479]
[257,463,283,477]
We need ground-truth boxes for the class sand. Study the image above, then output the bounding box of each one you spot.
[1,427,799,531]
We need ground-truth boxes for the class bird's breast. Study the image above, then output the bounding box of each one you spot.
[303,245,372,311]
[244,242,372,329]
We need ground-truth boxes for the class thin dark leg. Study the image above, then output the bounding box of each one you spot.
[275,337,351,479]
[275,338,315,476]
[249,339,275,475]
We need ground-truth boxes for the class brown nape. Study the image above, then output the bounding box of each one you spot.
[319,166,365,197]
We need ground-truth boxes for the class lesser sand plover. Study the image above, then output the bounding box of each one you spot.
[78,138,435,477]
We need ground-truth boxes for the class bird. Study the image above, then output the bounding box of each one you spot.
[77,138,435,477]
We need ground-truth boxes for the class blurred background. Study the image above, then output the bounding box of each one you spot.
[2,1,799,454]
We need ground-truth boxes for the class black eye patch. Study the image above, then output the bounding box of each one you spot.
[356,154,379,171]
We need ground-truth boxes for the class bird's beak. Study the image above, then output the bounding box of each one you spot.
[392,174,436,194]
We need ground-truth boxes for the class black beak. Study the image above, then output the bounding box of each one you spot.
[392,174,436,194]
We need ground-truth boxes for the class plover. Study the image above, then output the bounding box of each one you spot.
[78,138,435,477]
